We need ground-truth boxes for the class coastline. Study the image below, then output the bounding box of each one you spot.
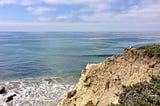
[0,46,160,106]
[58,47,160,106]
[0,32,160,106]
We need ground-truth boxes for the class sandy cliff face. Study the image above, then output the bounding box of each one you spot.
[57,48,160,106]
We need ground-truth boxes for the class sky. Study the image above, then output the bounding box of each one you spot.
[0,0,160,32]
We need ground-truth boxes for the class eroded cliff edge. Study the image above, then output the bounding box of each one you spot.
[57,47,160,106]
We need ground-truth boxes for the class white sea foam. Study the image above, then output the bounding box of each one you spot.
[0,77,75,106]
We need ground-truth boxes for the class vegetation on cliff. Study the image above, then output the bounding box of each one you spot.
[138,44,160,55]
[111,75,160,106]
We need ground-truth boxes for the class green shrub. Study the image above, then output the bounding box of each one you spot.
[109,75,160,106]
[150,75,160,95]
[139,44,160,55]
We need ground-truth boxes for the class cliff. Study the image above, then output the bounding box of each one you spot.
[57,47,160,106]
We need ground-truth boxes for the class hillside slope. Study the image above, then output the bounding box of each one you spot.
[57,47,160,106]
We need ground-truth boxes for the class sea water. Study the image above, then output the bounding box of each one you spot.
[0,32,160,106]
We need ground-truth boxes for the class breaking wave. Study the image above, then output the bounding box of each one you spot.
[0,77,75,106]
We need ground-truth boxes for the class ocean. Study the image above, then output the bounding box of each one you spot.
[0,32,160,106]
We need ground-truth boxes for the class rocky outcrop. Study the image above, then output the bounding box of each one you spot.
[0,86,16,105]
[57,47,160,106]
[5,94,16,102]
[0,86,5,94]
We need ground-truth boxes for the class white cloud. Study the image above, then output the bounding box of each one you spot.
[78,0,160,23]
[41,0,93,5]
[37,17,52,21]
[0,0,39,5]
[0,0,160,32]
[26,6,55,15]
[20,0,39,5]
[0,0,17,5]
[56,15,71,19]
[3,0,113,6]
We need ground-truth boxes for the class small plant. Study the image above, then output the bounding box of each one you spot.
[109,75,160,106]
[123,85,132,93]
[150,75,160,95]
[139,44,160,55]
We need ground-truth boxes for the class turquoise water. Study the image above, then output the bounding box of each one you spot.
[0,32,160,81]
[0,32,160,106]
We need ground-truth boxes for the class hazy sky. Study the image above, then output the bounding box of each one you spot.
[0,0,160,32]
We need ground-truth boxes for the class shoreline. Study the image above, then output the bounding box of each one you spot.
[0,76,79,84]
[0,76,77,106]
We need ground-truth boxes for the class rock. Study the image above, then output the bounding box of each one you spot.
[149,62,156,68]
[84,101,95,106]
[84,82,92,87]
[5,94,16,102]
[67,90,76,98]
[0,86,5,94]
[105,81,110,90]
